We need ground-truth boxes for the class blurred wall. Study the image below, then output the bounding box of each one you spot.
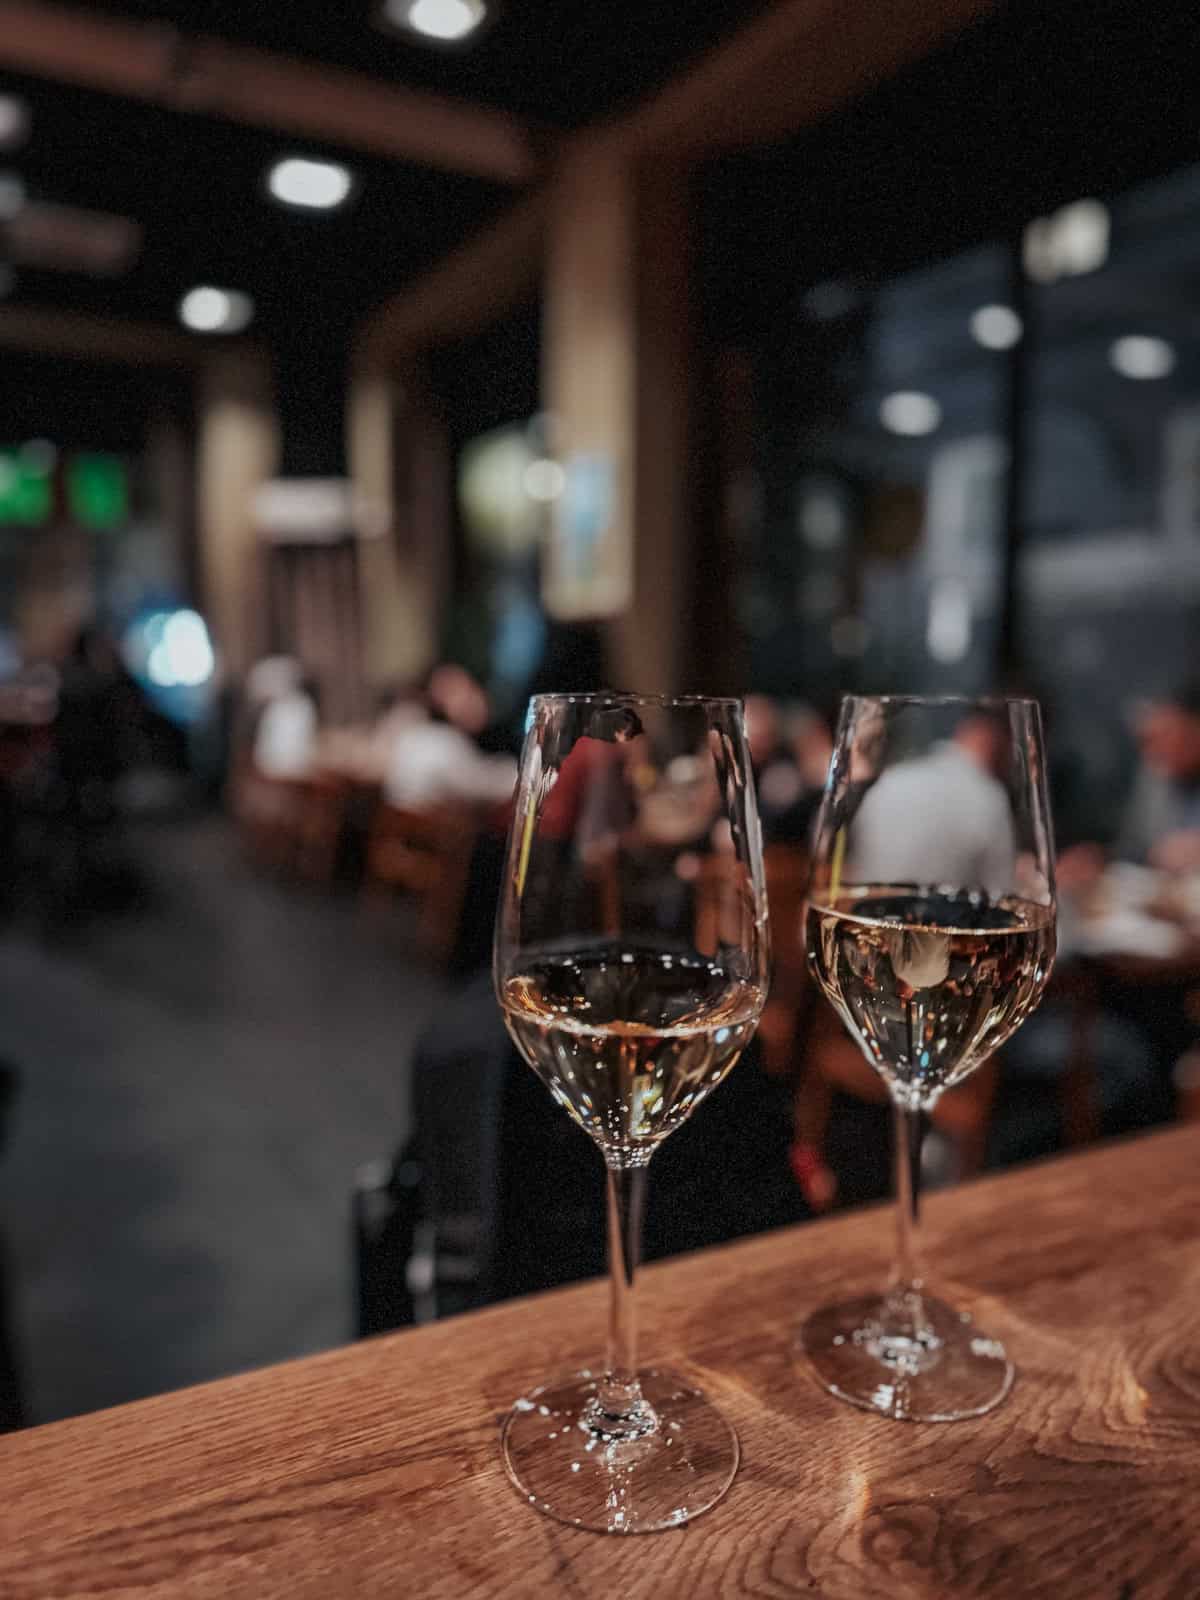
[349,365,450,691]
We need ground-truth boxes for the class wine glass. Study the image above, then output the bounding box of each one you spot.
[494,692,769,1532]
[800,695,1056,1421]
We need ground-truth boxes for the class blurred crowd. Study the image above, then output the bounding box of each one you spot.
[0,623,186,930]
[6,610,1200,1342]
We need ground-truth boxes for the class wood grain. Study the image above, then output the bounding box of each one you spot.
[4,1127,1200,1598]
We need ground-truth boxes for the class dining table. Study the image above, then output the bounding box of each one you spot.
[4,1124,1199,1598]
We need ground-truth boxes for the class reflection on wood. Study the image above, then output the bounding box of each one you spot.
[5,1127,1200,1595]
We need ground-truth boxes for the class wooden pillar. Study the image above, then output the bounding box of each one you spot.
[540,145,635,645]
[540,145,697,695]
[195,350,278,675]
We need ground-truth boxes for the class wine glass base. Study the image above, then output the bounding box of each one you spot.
[501,1367,739,1533]
[799,1293,1014,1421]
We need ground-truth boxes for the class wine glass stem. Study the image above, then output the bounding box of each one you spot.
[891,1099,926,1298]
[598,1159,649,1423]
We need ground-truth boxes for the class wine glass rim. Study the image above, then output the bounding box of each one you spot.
[841,693,1041,711]
[529,691,743,710]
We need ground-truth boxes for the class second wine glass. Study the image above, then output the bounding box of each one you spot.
[494,692,769,1532]
[801,695,1056,1421]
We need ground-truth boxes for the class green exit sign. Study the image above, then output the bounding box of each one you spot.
[0,450,52,525]
[67,454,128,529]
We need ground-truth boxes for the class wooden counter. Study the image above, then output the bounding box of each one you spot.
[5,1126,1200,1598]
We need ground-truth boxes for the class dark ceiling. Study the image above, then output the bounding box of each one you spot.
[0,1,768,463]
[0,0,770,339]
[78,0,773,128]
[7,0,1200,468]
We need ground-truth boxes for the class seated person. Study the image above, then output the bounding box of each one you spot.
[252,667,318,780]
[757,703,832,846]
[850,707,1016,895]
[382,665,516,811]
[1053,680,1200,1100]
[1058,679,1200,888]
[370,682,427,767]
[1116,681,1200,870]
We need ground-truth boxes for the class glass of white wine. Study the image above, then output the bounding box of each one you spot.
[801,695,1056,1421]
[494,692,769,1532]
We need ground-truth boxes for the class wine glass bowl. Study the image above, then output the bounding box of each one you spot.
[800,696,1056,1421]
[494,693,769,1531]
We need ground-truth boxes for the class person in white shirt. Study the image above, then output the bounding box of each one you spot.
[848,711,1016,896]
[383,719,516,809]
[253,671,318,780]
[381,666,516,810]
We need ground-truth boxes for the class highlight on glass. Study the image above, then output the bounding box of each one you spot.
[800,695,1056,1421]
[493,692,769,1532]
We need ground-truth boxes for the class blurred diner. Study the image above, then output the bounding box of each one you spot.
[380,666,517,811]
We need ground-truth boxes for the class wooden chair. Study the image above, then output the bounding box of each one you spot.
[294,773,351,885]
[231,766,307,874]
[231,764,349,887]
[793,1002,1006,1209]
[692,844,809,1079]
[759,845,812,1078]
[363,802,478,966]
[794,958,1113,1211]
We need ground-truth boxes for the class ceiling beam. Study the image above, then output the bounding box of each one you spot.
[0,303,261,367]
[361,0,995,353]
[612,0,997,159]
[357,191,546,364]
[0,0,538,185]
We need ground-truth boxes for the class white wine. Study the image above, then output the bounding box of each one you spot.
[501,946,763,1158]
[807,886,1055,1108]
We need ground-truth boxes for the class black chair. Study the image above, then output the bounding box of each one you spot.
[361,970,809,1329]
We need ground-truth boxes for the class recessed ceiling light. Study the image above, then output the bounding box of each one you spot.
[0,95,29,151]
[0,172,26,221]
[1110,335,1175,381]
[970,304,1023,351]
[267,157,353,211]
[385,0,488,43]
[879,390,942,437]
[179,286,255,334]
